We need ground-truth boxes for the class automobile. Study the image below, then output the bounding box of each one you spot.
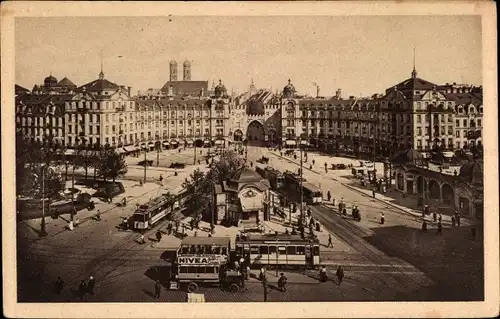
[169,162,185,169]
[138,160,154,166]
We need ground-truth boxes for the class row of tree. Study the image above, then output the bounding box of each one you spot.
[181,150,244,227]
[16,133,128,200]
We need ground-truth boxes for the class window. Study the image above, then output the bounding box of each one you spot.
[456,120,460,127]
[286,246,296,255]
[68,125,72,134]
[259,246,268,255]
[448,126,453,135]
[187,266,197,274]
[478,119,482,127]
[312,246,320,256]
[296,246,305,255]
[417,127,422,136]
[171,120,174,125]
[250,246,259,253]
[179,267,187,274]
[463,119,467,127]
[268,246,276,254]
[417,115,421,123]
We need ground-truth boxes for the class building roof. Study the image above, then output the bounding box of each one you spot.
[44,75,58,83]
[459,160,483,184]
[160,80,208,95]
[392,77,437,91]
[231,166,263,183]
[180,237,230,246]
[156,98,209,107]
[77,78,120,92]
[15,84,30,94]
[445,92,483,107]
[57,77,77,88]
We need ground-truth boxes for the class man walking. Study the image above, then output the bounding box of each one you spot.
[278,273,288,292]
[54,276,64,294]
[154,280,161,299]
[437,221,443,236]
[88,276,95,295]
[78,280,87,301]
[327,190,331,202]
[336,265,344,285]
[156,230,162,242]
[327,234,333,248]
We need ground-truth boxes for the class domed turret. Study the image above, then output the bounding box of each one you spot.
[283,79,296,98]
[459,160,483,185]
[183,59,191,81]
[183,59,191,67]
[214,79,227,98]
[169,60,178,81]
[44,74,58,88]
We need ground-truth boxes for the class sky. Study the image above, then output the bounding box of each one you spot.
[15,16,482,97]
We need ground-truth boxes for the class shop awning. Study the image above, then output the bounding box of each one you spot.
[64,149,75,155]
[442,151,454,158]
[186,139,194,144]
[215,140,224,145]
[178,140,185,145]
[162,141,169,146]
[203,140,211,144]
[147,141,155,146]
[170,140,178,145]
[285,140,296,146]
[116,148,126,155]
[300,140,309,145]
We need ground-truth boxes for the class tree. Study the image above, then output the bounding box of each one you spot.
[97,147,128,182]
[18,163,65,200]
[75,147,94,181]
[182,168,211,222]
[208,150,244,184]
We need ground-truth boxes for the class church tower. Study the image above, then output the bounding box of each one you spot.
[183,60,191,81]
[170,60,178,81]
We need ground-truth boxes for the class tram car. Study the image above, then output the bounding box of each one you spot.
[171,237,243,293]
[283,171,323,204]
[255,166,285,189]
[235,234,320,269]
[132,187,189,230]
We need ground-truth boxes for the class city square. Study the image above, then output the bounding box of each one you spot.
[6,10,495,315]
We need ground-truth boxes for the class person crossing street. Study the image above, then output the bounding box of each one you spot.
[278,273,288,292]
[154,280,161,299]
[336,265,344,285]
[88,276,95,295]
[327,234,333,248]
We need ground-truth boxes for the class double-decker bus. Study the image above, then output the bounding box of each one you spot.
[282,171,323,204]
[171,237,235,292]
[132,187,189,230]
[235,233,320,269]
[255,166,285,189]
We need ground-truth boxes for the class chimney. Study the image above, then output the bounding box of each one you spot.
[316,86,320,98]
[128,86,131,96]
[336,88,342,99]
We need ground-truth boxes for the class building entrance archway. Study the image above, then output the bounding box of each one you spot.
[233,129,244,142]
[246,120,265,146]
[267,129,277,145]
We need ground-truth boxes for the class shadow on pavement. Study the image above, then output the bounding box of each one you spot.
[144,266,172,284]
[364,224,484,301]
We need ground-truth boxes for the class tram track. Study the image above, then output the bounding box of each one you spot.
[310,204,436,296]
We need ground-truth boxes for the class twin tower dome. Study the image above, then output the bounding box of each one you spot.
[169,60,191,82]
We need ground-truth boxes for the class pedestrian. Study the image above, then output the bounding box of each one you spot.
[154,280,161,299]
[327,234,333,248]
[380,213,385,225]
[457,212,461,227]
[278,273,288,292]
[312,159,315,165]
[259,267,267,281]
[78,280,87,301]
[139,234,145,244]
[438,213,442,223]
[332,198,336,206]
[372,189,376,198]
[88,276,95,295]
[208,232,212,237]
[451,215,456,227]
[54,276,64,294]
[95,209,101,221]
[336,266,344,285]
[194,230,198,237]
[327,190,331,202]
[342,207,347,216]
[319,265,328,282]
[433,212,437,222]
[424,205,430,215]
[437,221,443,235]
[156,230,162,242]
[421,220,428,232]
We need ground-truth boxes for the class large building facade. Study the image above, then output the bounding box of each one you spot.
[16,64,483,157]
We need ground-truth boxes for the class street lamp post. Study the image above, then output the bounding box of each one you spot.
[39,164,48,237]
[299,135,304,224]
[143,146,147,184]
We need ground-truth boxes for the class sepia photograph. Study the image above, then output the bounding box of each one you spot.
[2,1,498,318]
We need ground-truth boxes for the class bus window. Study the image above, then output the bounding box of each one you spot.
[278,246,286,254]
[213,246,221,254]
[296,246,305,255]
[221,247,228,255]
[312,245,320,256]
[180,246,189,254]
[179,266,188,273]
[286,246,296,255]
[259,246,268,255]
[250,246,259,254]
[206,266,215,274]
[269,246,276,254]
[187,266,197,274]
[134,214,146,222]
[188,245,196,254]
[205,245,213,254]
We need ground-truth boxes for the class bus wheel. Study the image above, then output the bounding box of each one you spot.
[187,282,198,293]
[229,283,239,293]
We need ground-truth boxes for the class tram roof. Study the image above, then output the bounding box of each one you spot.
[237,234,316,243]
[180,237,230,246]
[302,182,322,191]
